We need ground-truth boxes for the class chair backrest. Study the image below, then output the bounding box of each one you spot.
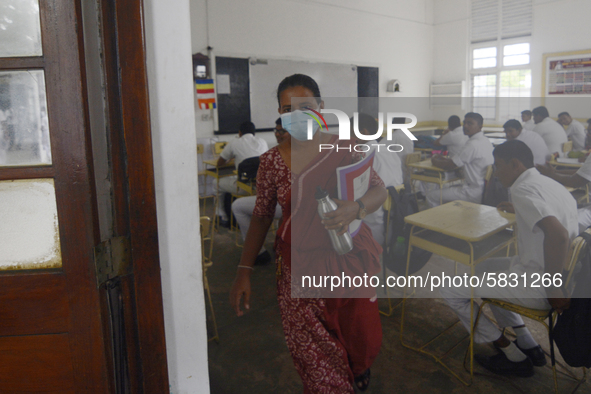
[562,141,573,153]
[564,228,591,289]
[214,141,227,155]
[405,152,422,165]
[200,216,213,268]
[237,156,260,183]
[196,144,204,154]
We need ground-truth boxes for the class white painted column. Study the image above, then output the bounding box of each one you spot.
[143,0,210,392]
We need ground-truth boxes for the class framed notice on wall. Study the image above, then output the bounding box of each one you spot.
[543,49,591,96]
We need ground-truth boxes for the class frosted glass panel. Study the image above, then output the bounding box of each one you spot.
[0,179,62,270]
[0,0,42,57]
[0,70,51,166]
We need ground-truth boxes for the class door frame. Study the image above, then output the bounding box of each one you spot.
[95,0,169,392]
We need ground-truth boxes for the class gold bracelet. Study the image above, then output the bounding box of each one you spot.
[237,265,253,270]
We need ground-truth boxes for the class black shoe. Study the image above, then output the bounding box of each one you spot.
[254,251,271,266]
[494,341,547,367]
[416,192,426,201]
[474,353,534,377]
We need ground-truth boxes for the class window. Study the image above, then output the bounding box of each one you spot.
[470,0,532,122]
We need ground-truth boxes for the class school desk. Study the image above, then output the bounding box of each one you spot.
[408,159,463,204]
[400,201,517,386]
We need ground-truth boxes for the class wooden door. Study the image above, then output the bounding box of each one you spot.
[0,0,168,393]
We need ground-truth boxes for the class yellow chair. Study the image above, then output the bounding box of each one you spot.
[405,151,423,185]
[213,141,227,156]
[197,144,213,213]
[200,216,219,342]
[471,229,590,392]
[379,184,407,317]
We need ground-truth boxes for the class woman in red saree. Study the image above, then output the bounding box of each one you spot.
[230,74,386,393]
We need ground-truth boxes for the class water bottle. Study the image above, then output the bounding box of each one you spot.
[315,186,354,255]
[392,236,407,257]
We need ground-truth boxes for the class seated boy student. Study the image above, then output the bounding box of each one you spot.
[351,113,404,246]
[231,119,286,265]
[434,115,468,157]
[441,140,577,377]
[426,112,494,207]
[215,121,268,226]
[558,112,587,151]
[503,119,550,166]
[532,106,568,157]
[537,153,591,231]
[521,110,535,131]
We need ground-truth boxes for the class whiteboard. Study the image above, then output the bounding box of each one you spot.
[249,59,358,130]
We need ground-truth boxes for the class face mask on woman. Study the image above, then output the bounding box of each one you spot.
[280,108,320,141]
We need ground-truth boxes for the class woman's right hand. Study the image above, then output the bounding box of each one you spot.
[230,271,251,316]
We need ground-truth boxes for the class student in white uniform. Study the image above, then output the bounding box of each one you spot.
[537,153,591,232]
[532,106,568,157]
[434,115,468,157]
[503,119,549,166]
[426,112,494,207]
[521,110,535,131]
[216,121,269,224]
[441,140,577,377]
[353,113,404,246]
[231,119,284,264]
[558,112,586,151]
[390,117,414,181]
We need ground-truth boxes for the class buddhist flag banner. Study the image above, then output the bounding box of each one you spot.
[196,79,216,109]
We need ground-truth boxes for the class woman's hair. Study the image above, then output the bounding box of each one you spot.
[276,74,321,106]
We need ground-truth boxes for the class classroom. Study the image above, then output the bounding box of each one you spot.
[1,0,591,393]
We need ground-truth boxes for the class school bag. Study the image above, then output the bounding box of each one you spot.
[382,185,432,276]
[413,135,441,151]
[549,231,591,368]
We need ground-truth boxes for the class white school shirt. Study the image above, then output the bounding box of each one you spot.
[439,126,469,157]
[516,129,551,166]
[220,134,268,168]
[451,131,494,199]
[565,119,587,151]
[534,117,568,157]
[522,118,535,131]
[575,155,591,228]
[362,141,404,245]
[367,140,404,188]
[509,168,578,274]
[389,129,414,174]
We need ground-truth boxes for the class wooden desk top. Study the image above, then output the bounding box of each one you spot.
[407,159,454,172]
[485,132,506,138]
[548,158,583,168]
[204,158,235,168]
[405,200,516,242]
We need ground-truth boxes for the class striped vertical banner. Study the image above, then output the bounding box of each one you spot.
[196,79,217,109]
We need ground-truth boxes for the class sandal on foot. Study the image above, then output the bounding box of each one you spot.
[354,368,371,392]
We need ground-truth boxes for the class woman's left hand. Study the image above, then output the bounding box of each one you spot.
[322,199,359,235]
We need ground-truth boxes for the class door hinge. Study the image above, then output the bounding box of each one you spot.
[94,236,131,287]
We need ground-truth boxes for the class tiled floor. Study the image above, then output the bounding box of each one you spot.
[202,198,590,394]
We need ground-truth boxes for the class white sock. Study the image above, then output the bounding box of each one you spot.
[499,342,527,362]
[514,326,538,350]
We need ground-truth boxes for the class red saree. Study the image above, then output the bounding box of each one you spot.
[253,141,383,393]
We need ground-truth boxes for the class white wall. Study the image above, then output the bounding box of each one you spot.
[431,0,591,121]
[144,0,210,393]
[530,0,591,97]
[191,0,435,138]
